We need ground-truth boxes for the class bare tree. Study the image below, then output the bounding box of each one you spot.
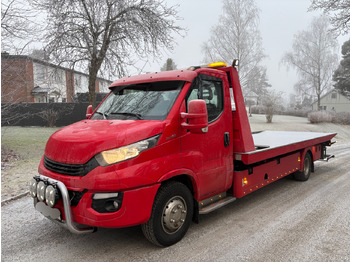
[309,0,350,35]
[202,0,269,97]
[1,0,42,126]
[1,0,39,54]
[282,16,338,110]
[160,58,177,71]
[31,0,183,108]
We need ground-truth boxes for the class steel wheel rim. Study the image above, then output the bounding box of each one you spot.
[161,196,187,234]
[304,156,310,175]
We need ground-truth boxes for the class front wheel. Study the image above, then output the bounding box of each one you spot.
[294,152,312,181]
[141,182,193,247]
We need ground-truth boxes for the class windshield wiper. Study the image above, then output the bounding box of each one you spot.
[109,112,143,120]
[95,111,108,119]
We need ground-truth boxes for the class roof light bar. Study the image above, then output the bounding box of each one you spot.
[187,61,228,71]
[207,62,227,68]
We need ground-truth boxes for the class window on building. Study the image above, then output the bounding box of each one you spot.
[331,92,337,99]
[36,65,47,84]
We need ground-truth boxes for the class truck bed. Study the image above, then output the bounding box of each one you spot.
[235,131,336,165]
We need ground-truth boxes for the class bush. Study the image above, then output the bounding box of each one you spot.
[332,112,350,125]
[251,105,265,114]
[265,106,274,123]
[308,111,334,123]
[39,109,59,127]
[282,108,310,117]
[308,111,350,124]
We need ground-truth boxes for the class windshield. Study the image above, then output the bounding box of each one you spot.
[91,81,185,121]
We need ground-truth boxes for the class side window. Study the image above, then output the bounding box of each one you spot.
[186,77,224,122]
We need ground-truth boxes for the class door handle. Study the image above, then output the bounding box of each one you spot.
[224,132,230,147]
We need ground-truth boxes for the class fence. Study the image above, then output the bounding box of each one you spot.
[2,102,91,127]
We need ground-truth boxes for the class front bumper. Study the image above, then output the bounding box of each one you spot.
[32,174,160,232]
[34,175,94,234]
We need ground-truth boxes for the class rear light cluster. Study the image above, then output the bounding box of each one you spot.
[29,176,59,207]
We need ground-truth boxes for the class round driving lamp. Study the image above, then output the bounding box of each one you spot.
[45,185,58,207]
[29,178,38,198]
[37,181,46,202]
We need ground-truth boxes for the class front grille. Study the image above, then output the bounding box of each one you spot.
[44,156,99,176]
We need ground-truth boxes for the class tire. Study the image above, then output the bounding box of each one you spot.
[294,152,312,181]
[141,181,193,247]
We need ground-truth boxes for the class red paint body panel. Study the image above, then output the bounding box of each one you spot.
[54,184,160,228]
[73,184,160,228]
[46,120,165,164]
[234,152,301,198]
[218,67,255,153]
[37,65,336,230]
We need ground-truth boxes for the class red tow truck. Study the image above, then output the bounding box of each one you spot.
[29,61,336,246]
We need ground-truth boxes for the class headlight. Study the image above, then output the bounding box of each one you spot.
[37,181,46,202]
[95,135,160,166]
[29,178,38,198]
[45,185,59,207]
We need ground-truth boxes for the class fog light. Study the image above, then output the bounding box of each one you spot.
[45,185,58,207]
[91,192,123,213]
[29,178,38,198]
[37,181,46,202]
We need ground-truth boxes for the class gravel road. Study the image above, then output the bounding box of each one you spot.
[2,142,349,262]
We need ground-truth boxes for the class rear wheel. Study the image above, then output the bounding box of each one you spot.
[141,181,193,247]
[294,152,312,181]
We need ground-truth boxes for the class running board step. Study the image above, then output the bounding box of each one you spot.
[199,192,236,215]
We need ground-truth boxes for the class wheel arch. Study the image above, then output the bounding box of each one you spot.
[157,169,199,199]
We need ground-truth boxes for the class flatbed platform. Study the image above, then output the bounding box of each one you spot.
[235,131,336,165]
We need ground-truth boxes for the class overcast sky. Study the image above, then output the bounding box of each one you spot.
[136,0,348,99]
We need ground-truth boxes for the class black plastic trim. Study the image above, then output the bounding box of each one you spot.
[44,156,99,177]
[69,189,87,206]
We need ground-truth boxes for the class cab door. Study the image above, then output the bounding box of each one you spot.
[181,73,233,199]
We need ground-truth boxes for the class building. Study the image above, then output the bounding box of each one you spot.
[311,89,350,113]
[1,53,112,103]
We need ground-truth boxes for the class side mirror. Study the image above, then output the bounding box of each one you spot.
[181,99,208,134]
[86,105,93,119]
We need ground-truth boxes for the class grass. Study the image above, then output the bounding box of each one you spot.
[1,126,60,199]
[2,126,60,163]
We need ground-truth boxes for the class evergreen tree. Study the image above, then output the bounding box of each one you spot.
[160,58,177,71]
[333,39,350,94]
